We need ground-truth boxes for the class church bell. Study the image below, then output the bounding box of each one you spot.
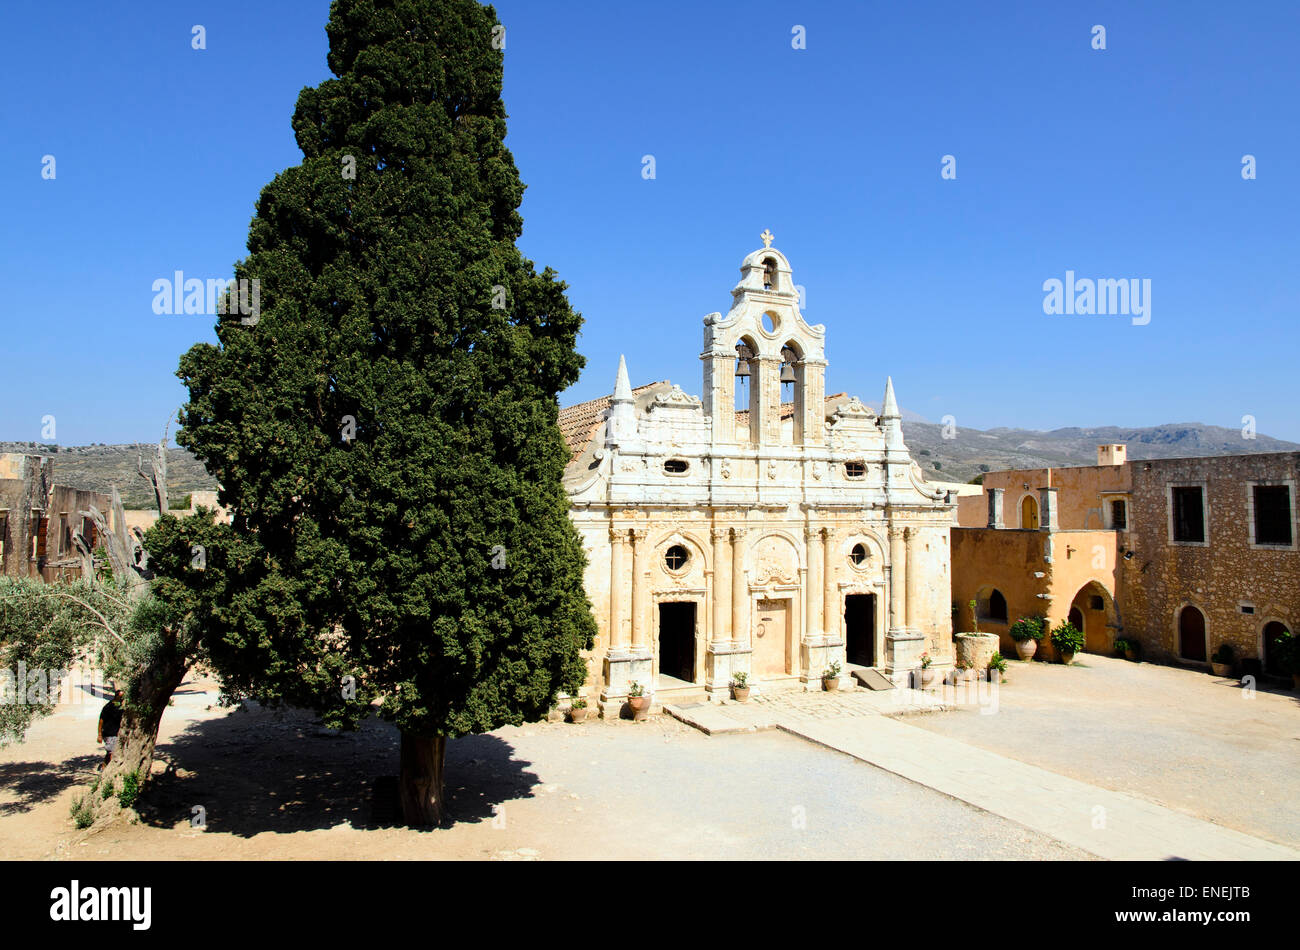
[735,342,753,378]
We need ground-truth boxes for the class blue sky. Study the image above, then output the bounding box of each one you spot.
[4,0,1298,445]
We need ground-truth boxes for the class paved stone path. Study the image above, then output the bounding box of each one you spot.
[782,716,1299,861]
[665,683,948,734]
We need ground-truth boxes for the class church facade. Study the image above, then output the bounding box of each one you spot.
[559,238,955,713]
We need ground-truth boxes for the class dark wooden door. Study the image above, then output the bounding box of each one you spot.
[1179,607,1206,661]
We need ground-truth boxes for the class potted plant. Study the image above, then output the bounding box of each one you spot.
[1121,638,1142,661]
[1210,644,1234,677]
[822,660,842,691]
[566,697,588,723]
[918,651,937,687]
[1050,621,1084,665]
[1009,616,1045,661]
[731,671,751,702]
[988,652,1008,683]
[627,680,651,721]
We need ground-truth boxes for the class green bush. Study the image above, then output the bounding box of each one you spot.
[1009,616,1046,643]
[1275,633,1300,674]
[70,793,95,829]
[1050,622,1085,655]
[989,652,1008,675]
[117,770,141,810]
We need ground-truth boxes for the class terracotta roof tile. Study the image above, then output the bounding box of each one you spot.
[558,382,667,462]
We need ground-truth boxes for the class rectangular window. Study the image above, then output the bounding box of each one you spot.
[1110,499,1127,530]
[1253,484,1292,546]
[34,516,48,560]
[0,510,7,563]
[1171,486,1205,543]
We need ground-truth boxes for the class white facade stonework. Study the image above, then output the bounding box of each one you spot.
[561,242,956,712]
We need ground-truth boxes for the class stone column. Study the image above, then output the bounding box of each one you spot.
[755,357,781,445]
[822,527,837,640]
[1039,487,1060,531]
[888,524,907,632]
[905,526,920,630]
[609,527,627,650]
[804,526,822,639]
[630,528,649,650]
[986,488,1004,529]
[711,527,730,643]
[731,528,749,645]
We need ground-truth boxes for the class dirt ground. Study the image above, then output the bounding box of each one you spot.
[0,672,1090,861]
[911,653,1300,847]
[3,655,1292,859]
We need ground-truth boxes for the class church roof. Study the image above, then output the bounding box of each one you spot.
[558,387,855,463]
[558,381,668,461]
[736,392,848,427]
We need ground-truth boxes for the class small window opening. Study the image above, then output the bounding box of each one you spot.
[849,543,868,566]
[664,459,689,474]
[664,545,689,571]
[845,461,866,478]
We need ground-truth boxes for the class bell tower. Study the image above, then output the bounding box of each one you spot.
[701,232,827,447]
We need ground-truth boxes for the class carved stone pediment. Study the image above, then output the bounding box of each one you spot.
[832,397,875,423]
[651,385,702,410]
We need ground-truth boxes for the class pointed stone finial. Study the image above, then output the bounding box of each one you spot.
[881,376,900,419]
[760,228,774,248]
[613,354,633,403]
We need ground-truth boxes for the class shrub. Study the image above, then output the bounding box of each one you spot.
[1275,633,1300,674]
[1211,644,1235,665]
[1050,622,1085,655]
[989,652,1008,675]
[101,779,114,801]
[117,770,141,810]
[70,794,95,829]
[1009,616,1046,643]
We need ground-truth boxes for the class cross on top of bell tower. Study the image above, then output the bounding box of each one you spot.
[760,228,774,249]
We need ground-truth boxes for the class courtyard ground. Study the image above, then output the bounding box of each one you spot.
[0,654,1294,860]
[904,653,1300,848]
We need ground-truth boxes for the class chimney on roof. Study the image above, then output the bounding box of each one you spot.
[1097,444,1127,466]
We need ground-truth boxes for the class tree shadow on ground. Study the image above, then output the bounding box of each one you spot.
[135,704,539,836]
[0,754,100,816]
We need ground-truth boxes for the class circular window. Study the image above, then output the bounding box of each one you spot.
[849,543,868,567]
[664,458,689,474]
[664,545,690,571]
[760,312,778,334]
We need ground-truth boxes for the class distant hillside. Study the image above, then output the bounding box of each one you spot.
[0,442,217,509]
[908,422,1300,484]
[6,420,1297,504]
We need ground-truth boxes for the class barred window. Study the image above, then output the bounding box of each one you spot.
[1171,487,1204,543]
[1253,485,1292,546]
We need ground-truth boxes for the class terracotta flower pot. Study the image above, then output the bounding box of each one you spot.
[732,686,751,703]
[628,695,650,721]
[567,706,587,723]
[1124,648,1138,661]
[822,677,839,692]
[1210,662,1232,677]
[1014,640,1037,661]
[1060,652,1076,666]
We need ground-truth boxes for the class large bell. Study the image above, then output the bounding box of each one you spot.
[780,346,798,384]
[735,342,753,378]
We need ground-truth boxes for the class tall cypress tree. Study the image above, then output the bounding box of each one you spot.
[176,0,595,824]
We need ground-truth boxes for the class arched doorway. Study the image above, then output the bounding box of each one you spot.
[1178,605,1207,661]
[1021,495,1039,530]
[1068,606,1084,639]
[1070,582,1117,654]
[1263,621,1291,676]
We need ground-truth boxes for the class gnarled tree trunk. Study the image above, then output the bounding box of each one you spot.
[399,732,447,826]
[103,648,190,788]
